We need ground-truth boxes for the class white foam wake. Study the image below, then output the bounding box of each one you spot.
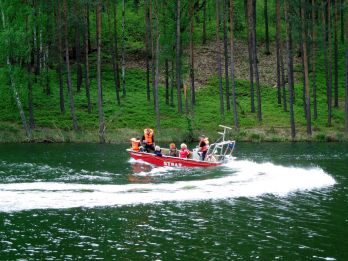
[0,160,336,212]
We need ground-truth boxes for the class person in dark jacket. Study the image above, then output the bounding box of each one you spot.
[154,145,162,157]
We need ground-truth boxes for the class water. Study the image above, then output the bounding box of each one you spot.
[0,143,347,260]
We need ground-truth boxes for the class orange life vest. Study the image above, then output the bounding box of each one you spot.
[199,137,209,152]
[144,129,154,144]
[132,140,141,151]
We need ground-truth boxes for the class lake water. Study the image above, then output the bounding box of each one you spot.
[0,143,347,260]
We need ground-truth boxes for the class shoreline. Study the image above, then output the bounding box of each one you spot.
[1,126,347,143]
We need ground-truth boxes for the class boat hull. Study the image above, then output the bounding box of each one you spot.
[128,150,222,168]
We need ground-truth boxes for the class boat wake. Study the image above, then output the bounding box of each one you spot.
[0,160,336,212]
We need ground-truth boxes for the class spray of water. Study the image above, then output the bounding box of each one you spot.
[0,160,335,212]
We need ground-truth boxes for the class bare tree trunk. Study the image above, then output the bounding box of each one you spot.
[264,0,271,55]
[216,0,225,118]
[87,3,91,53]
[275,0,282,105]
[26,13,35,129]
[223,0,230,111]
[312,0,318,120]
[229,0,239,129]
[154,28,161,134]
[107,0,120,106]
[56,0,65,114]
[345,0,348,132]
[245,0,255,113]
[121,0,126,96]
[189,0,195,108]
[33,0,40,81]
[202,0,207,44]
[96,2,105,143]
[301,0,312,135]
[322,1,331,126]
[328,0,333,126]
[164,58,169,105]
[63,0,78,131]
[145,0,151,101]
[176,0,182,113]
[112,1,121,102]
[284,0,296,138]
[341,0,345,43]
[75,1,82,92]
[248,0,262,121]
[334,0,339,107]
[84,3,91,113]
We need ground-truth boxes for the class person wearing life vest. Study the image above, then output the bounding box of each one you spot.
[130,138,141,151]
[198,135,209,161]
[179,143,191,158]
[169,143,178,157]
[142,128,155,152]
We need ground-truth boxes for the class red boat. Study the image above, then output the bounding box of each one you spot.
[127,149,222,168]
[128,125,236,168]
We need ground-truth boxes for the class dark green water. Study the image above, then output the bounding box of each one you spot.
[0,143,347,260]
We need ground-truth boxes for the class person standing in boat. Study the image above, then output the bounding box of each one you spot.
[142,128,155,152]
[198,135,209,161]
[179,143,191,158]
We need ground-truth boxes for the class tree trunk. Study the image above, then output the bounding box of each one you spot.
[87,3,91,53]
[223,0,230,111]
[96,2,105,143]
[202,0,207,44]
[334,0,339,107]
[145,0,151,101]
[176,0,182,113]
[56,0,65,114]
[112,1,121,102]
[84,3,91,113]
[245,0,255,113]
[33,0,40,81]
[154,30,161,134]
[121,0,126,96]
[345,0,348,132]
[45,47,50,95]
[341,0,345,43]
[328,0,333,126]
[171,59,174,107]
[301,0,312,135]
[27,11,35,129]
[284,0,296,139]
[275,0,282,105]
[216,0,225,118]
[75,1,82,92]
[248,0,262,121]
[189,0,195,108]
[264,0,271,55]
[165,59,169,105]
[63,0,78,131]
[312,0,318,120]
[322,2,331,126]
[107,0,120,106]
[229,0,239,129]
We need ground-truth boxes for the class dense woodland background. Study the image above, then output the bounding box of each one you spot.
[0,0,347,143]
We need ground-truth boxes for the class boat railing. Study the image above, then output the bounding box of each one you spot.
[205,125,235,162]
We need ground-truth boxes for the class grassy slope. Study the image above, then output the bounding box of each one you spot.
[0,2,347,143]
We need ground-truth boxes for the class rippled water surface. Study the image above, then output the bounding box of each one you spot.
[0,143,347,260]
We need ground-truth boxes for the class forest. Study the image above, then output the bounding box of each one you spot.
[0,0,347,143]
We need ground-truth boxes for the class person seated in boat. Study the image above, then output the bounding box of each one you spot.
[142,128,155,152]
[169,143,178,157]
[198,135,209,161]
[154,145,162,157]
[130,137,141,152]
[179,143,191,158]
